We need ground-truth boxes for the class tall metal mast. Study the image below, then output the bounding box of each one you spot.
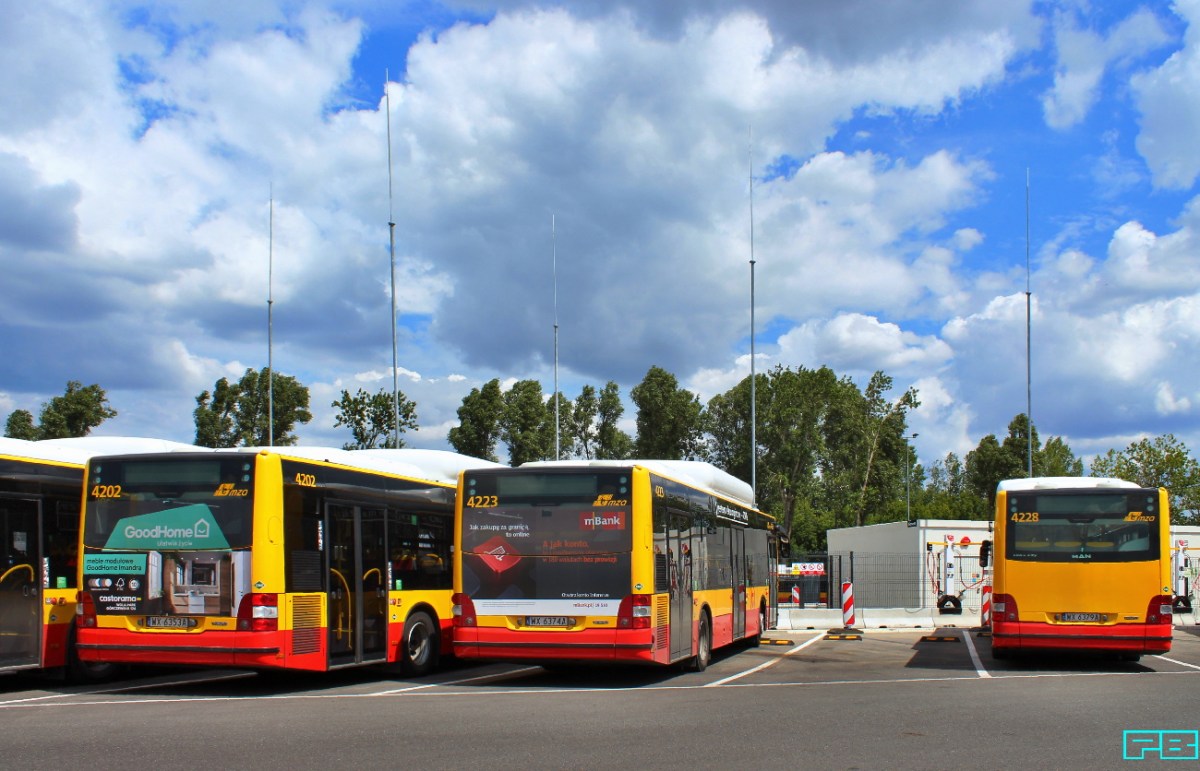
[267,186,274,447]
[386,70,400,449]
[553,214,560,460]
[749,125,757,504]
[1025,169,1032,477]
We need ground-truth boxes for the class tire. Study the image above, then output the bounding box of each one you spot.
[687,614,712,672]
[400,611,439,677]
[1118,651,1142,663]
[749,605,767,647]
[66,628,120,683]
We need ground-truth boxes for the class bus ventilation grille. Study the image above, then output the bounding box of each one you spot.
[290,595,322,655]
[655,596,669,649]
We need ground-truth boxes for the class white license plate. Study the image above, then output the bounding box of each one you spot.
[145,616,198,628]
[525,616,574,627]
[1060,612,1103,623]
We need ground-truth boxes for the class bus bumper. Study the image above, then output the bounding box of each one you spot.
[992,620,1172,654]
[75,627,325,670]
[453,626,659,664]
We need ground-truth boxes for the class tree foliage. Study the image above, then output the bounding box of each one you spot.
[332,387,417,450]
[595,381,633,459]
[630,366,702,460]
[193,367,311,447]
[500,379,552,466]
[447,379,504,462]
[1090,434,1200,523]
[4,381,117,439]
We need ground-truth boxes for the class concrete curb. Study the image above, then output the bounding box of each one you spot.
[776,606,977,630]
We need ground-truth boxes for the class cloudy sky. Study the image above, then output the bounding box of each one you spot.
[2,0,1198,471]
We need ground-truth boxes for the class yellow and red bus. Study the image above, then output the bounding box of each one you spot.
[988,476,1172,661]
[77,446,497,675]
[452,460,777,670]
[1,436,196,679]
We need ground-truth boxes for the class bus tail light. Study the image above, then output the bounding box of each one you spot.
[77,590,97,628]
[237,593,279,632]
[617,594,652,629]
[1147,595,1174,624]
[993,593,1018,622]
[452,593,476,627]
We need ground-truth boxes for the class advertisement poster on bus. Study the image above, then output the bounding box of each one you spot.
[461,501,632,616]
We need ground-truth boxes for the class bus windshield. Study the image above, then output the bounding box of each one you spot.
[460,471,632,602]
[1005,490,1160,563]
[83,456,255,551]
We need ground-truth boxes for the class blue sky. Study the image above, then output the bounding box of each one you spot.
[3,0,1200,471]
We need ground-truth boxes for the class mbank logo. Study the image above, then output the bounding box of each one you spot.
[580,512,626,530]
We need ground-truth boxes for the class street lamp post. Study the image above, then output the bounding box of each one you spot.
[906,433,919,523]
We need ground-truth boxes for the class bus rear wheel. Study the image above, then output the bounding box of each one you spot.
[400,611,439,677]
[687,614,712,672]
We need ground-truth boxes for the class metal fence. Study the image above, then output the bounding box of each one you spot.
[777,551,987,610]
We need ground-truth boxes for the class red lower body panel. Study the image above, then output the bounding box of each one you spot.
[453,626,658,664]
[992,620,1172,654]
[76,626,328,671]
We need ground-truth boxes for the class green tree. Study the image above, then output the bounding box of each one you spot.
[4,381,117,439]
[448,379,504,462]
[193,368,311,447]
[1040,436,1083,476]
[595,381,633,460]
[570,385,599,459]
[965,434,1020,508]
[1001,413,1040,476]
[630,366,703,460]
[922,452,988,520]
[845,372,919,528]
[4,410,37,440]
[548,391,573,460]
[332,387,418,450]
[1090,434,1200,523]
[500,379,552,466]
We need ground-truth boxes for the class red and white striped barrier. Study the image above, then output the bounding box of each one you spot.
[981,584,992,626]
[841,581,855,628]
[791,585,800,604]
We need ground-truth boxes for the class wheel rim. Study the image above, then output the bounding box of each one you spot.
[406,622,430,663]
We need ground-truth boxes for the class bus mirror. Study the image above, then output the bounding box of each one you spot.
[979,540,991,568]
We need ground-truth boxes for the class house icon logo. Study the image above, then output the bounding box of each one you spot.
[194,519,211,539]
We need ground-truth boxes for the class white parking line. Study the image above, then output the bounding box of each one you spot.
[961,630,992,678]
[1156,656,1200,671]
[705,633,825,687]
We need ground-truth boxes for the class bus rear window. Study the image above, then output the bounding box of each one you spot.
[1005,490,1159,562]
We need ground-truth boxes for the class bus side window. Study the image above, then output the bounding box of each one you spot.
[979,540,991,568]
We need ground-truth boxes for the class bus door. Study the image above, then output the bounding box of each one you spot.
[731,527,746,639]
[667,511,692,662]
[0,497,41,671]
[325,503,388,667]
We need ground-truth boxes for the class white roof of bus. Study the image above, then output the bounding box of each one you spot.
[0,436,198,466]
[226,446,502,486]
[997,476,1141,492]
[520,459,755,509]
[0,437,91,466]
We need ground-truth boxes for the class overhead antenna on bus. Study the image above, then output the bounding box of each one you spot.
[386,69,401,449]
[1025,168,1032,477]
[552,213,560,460]
[267,183,274,447]
[748,124,757,505]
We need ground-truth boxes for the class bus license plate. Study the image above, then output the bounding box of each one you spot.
[1060,613,1102,623]
[145,616,199,628]
[525,616,574,627]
